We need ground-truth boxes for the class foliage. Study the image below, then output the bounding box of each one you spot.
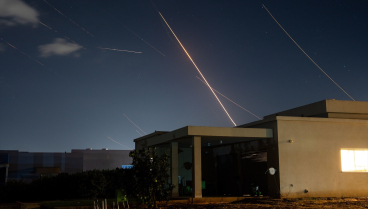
[0,168,133,203]
[129,147,174,208]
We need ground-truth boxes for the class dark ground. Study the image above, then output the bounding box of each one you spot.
[160,198,368,209]
[2,198,368,209]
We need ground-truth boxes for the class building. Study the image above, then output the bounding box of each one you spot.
[0,153,9,185]
[0,149,132,182]
[134,99,368,198]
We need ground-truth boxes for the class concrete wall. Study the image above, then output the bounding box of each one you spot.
[79,150,132,171]
[277,116,368,198]
[0,149,132,179]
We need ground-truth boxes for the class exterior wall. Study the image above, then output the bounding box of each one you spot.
[76,150,132,171]
[0,149,132,181]
[277,116,368,198]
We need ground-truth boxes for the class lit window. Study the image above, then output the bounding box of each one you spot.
[341,149,368,172]
[121,165,133,169]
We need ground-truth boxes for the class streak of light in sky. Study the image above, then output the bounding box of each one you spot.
[106,13,165,57]
[43,0,94,37]
[150,1,182,49]
[39,22,80,46]
[262,4,355,101]
[196,76,262,120]
[97,47,142,54]
[124,114,147,135]
[107,137,132,149]
[136,130,143,136]
[0,37,60,77]
[158,12,237,126]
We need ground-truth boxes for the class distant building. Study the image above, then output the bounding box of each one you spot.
[134,99,368,198]
[0,149,132,182]
[0,153,9,185]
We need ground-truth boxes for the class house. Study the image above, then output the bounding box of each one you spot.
[134,99,368,198]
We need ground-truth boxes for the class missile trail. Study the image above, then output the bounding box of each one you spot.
[124,114,147,135]
[97,47,142,54]
[39,21,82,47]
[262,4,354,101]
[136,130,143,136]
[107,137,132,149]
[196,76,262,120]
[106,13,165,57]
[43,0,93,37]
[158,12,237,126]
[0,37,60,77]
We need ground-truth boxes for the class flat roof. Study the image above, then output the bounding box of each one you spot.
[263,99,368,119]
[134,126,273,147]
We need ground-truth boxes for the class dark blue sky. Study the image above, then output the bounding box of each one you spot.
[1,0,367,152]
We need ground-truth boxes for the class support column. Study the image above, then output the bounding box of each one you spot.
[192,136,202,198]
[171,142,179,197]
[5,165,8,183]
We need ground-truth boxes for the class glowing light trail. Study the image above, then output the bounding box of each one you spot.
[262,4,354,101]
[107,137,132,149]
[196,76,262,120]
[0,37,60,76]
[43,0,93,37]
[136,130,143,136]
[107,14,165,57]
[39,22,80,46]
[159,12,237,126]
[97,47,142,54]
[124,114,147,135]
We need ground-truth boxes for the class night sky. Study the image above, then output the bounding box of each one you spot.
[1,0,367,152]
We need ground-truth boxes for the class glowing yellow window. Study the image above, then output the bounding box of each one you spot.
[341,149,368,172]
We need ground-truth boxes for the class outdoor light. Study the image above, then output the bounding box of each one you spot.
[150,157,153,163]
[265,167,276,175]
[288,139,293,143]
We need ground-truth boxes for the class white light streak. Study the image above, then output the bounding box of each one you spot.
[107,13,165,57]
[43,0,93,37]
[124,114,147,135]
[136,130,143,136]
[0,37,61,76]
[39,21,81,47]
[159,12,237,126]
[262,4,354,101]
[97,47,142,54]
[108,137,132,149]
[196,76,262,120]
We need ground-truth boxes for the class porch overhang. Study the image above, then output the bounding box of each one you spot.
[134,126,273,148]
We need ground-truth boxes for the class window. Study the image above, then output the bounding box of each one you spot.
[121,165,133,169]
[341,149,368,172]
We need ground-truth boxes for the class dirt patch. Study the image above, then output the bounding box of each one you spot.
[0,203,17,209]
[161,198,368,209]
[2,198,368,209]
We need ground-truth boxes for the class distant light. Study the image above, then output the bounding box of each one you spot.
[102,148,108,150]
[122,165,133,169]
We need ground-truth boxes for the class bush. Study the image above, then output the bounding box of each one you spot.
[0,168,132,203]
[129,147,174,208]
